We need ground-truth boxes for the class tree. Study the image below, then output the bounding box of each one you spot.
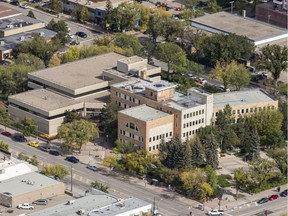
[234,167,250,198]
[147,13,164,43]
[54,20,69,34]
[205,165,218,190]
[61,46,80,63]
[161,17,184,41]
[183,141,193,169]
[246,127,260,161]
[27,10,36,19]
[199,182,213,210]
[0,108,11,130]
[143,41,155,64]
[29,155,39,166]
[91,181,109,193]
[194,33,254,67]
[267,148,287,176]
[211,61,251,90]
[190,136,205,167]
[154,42,187,73]
[18,152,30,161]
[103,0,113,29]
[47,18,57,30]
[115,139,136,154]
[58,119,99,152]
[48,55,61,67]
[204,133,219,169]
[72,5,89,23]
[21,117,37,138]
[15,53,45,70]
[50,0,61,14]
[63,110,82,123]
[0,141,9,151]
[113,33,143,56]
[207,0,221,13]
[41,164,69,179]
[183,0,197,9]
[99,98,118,142]
[256,45,287,96]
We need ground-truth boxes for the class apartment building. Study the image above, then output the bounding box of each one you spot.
[8,52,161,135]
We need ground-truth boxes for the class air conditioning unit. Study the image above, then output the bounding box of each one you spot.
[0,41,5,46]
[19,36,25,41]
[39,32,45,36]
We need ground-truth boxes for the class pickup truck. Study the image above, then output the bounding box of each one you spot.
[207,209,224,216]
[17,203,34,210]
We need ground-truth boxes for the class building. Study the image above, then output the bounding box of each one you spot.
[8,52,161,135]
[63,0,130,22]
[190,11,288,46]
[212,89,278,123]
[256,2,288,29]
[0,6,57,60]
[118,104,174,152]
[111,79,278,152]
[29,188,152,216]
[0,150,65,208]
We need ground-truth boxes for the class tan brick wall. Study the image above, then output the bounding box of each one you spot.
[144,88,174,102]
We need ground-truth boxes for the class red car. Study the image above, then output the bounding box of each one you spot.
[1,131,12,137]
[268,194,279,201]
[175,7,181,11]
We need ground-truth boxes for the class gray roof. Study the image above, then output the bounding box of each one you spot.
[119,104,171,121]
[0,172,61,197]
[0,28,57,51]
[191,12,287,42]
[145,80,177,91]
[28,52,126,91]
[0,14,41,31]
[213,89,275,109]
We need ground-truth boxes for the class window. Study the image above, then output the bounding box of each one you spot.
[130,123,135,130]
[232,110,236,114]
[149,138,151,142]
[183,133,186,137]
[259,107,262,111]
[190,113,192,117]
[149,147,151,151]
[237,110,240,114]
[120,129,122,135]
[254,108,257,112]
[166,133,168,137]
[157,135,159,140]
[215,112,218,116]
[246,109,249,113]
[250,108,253,112]
[202,109,204,114]
[153,137,155,141]
[170,132,172,136]
[241,109,244,113]
[150,92,153,96]
[196,111,198,115]
[116,92,118,97]
[202,118,204,123]
[156,145,159,149]
[184,114,186,119]
[153,146,155,150]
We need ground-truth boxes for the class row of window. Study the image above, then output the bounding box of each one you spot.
[149,132,173,142]
[115,101,130,109]
[214,106,275,117]
[119,130,144,142]
[183,129,200,138]
[183,109,205,119]
[126,122,139,131]
[183,118,204,128]
[149,145,159,151]
[115,92,141,104]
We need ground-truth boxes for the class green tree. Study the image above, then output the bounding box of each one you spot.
[15,53,45,70]
[161,17,184,41]
[54,20,69,34]
[27,10,36,19]
[113,33,143,56]
[41,164,69,179]
[21,117,37,138]
[207,0,221,13]
[58,119,99,152]
[99,98,118,142]
[50,0,61,14]
[247,127,260,161]
[47,18,57,30]
[256,45,287,96]
[115,139,136,154]
[199,182,214,210]
[91,181,109,193]
[143,41,155,64]
[0,108,11,130]
[278,99,287,140]
[183,141,193,169]
[183,0,197,9]
[72,5,89,23]
[18,152,29,161]
[190,136,205,167]
[103,0,113,29]
[180,168,207,196]
[234,167,250,198]
[61,46,80,63]
[147,13,164,43]
[205,165,218,190]
[267,148,287,176]
[63,110,82,123]
[29,155,39,166]
[211,61,251,90]
[204,133,219,169]
[154,42,187,73]
[0,141,9,151]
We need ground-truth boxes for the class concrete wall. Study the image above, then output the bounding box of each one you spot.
[3,23,45,37]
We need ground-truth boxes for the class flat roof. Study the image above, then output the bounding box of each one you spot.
[146,80,177,91]
[213,89,275,109]
[28,52,126,91]
[191,12,287,42]
[118,55,145,64]
[66,0,130,10]
[0,28,57,51]
[0,14,42,32]
[0,172,61,197]
[119,104,171,121]
[0,5,21,19]
[9,89,80,112]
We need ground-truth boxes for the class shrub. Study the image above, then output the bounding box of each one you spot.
[217,174,232,188]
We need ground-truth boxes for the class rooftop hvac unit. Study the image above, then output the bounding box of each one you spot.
[39,32,45,36]
[6,24,13,29]
[0,41,5,46]
[19,36,25,41]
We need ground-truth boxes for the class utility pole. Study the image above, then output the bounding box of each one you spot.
[70,165,73,192]
[230,1,234,14]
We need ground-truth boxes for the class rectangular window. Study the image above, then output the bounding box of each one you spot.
[202,109,204,114]
[157,135,159,140]
[232,110,236,114]
[193,121,195,126]
[196,111,198,115]
[237,110,240,114]
[150,92,153,96]
[116,92,118,97]
[153,146,155,150]
[250,108,253,112]
[259,107,262,111]
[242,109,244,113]
[149,147,151,151]
[189,131,192,135]
[170,132,172,136]
[183,133,186,137]
[166,133,168,137]
[190,113,192,117]
[156,145,159,149]
[184,114,186,119]
[246,109,249,113]
[149,138,151,142]
[153,137,155,141]
[215,112,218,116]
[184,124,186,128]
[202,118,204,123]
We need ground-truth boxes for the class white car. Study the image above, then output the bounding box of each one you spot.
[17,203,34,210]
[19,3,29,9]
[66,33,75,39]
[208,209,224,216]
[86,164,97,171]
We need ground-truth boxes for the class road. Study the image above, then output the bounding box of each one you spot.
[0,133,204,216]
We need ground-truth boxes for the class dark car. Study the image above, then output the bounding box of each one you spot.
[10,1,20,6]
[39,146,51,152]
[268,194,279,201]
[280,189,288,197]
[75,32,87,38]
[32,199,48,205]
[65,156,79,164]
[1,131,12,137]
[257,197,269,204]
[49,150,60,156]
[12,134,27,142]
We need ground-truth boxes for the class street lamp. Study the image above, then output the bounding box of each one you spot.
[268,15,271,24]
[70,165,74,192]
[230,1,234,14]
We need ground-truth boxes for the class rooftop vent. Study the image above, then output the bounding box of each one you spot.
[39,32,45,36]
[19,36,25,41]
[153,84,165,88]
[0,41,5,46]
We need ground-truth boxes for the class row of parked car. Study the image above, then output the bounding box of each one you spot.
[257,189,288,204]
[17,199,48,210]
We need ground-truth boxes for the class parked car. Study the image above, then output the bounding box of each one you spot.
[207,209,224,216]
[65,156,79,163]
[10,0,20,6]
[28,141,39,148]
[32,199,48,205]
[257,197,269,204]
[70,40,80,46]
[39,146,51,152]
[175,7,181,11]
[1,131,12,137]
[17,203,34,210]
[268,194,279,201]
[86,164,97,171]
[280,189,288,197]
[66,33,75,40]
[75,31,87,38]
[19,3,29,9]
[12,134,27,142]
[49,150,60,156]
